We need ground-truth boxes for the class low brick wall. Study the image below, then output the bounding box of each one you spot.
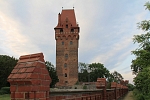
[50,89,103,100]
[50,88,128,100]
[50,78,128,100]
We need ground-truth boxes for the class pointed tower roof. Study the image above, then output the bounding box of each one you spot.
[55,9,78,28]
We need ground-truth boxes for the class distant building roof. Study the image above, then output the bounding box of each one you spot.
[55,9,78,28]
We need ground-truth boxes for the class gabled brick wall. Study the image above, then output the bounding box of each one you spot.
[8,53,51,100]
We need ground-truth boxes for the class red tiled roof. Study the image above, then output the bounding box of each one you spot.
[55,9,78,28]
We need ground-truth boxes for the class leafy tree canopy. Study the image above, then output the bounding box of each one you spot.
[131,2,150,74]
[78,62,118,83]
[0,55,18,89]
[131,2,150,100]
[89,63,110,82]
[111,71,124,83]
[45,61,58,88]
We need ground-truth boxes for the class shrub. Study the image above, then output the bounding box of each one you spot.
[83,85,87,89]
[0,87,10,95]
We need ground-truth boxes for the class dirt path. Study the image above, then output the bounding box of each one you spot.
[122,91,135,100]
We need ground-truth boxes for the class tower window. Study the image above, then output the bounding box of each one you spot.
[62,41,64,45]
[70,41,73,45]
[65,54,68,59]
[64,63,67,67]
[65,73,67,77]
[25,93,29,99]
[66,24,68,28]
[71,29,74,32]
[60,29,63,32]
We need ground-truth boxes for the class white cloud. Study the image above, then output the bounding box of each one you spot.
[122,71,136,84]
[0,11,40,57]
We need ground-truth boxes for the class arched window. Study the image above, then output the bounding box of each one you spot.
[66,24,68,28]
[60,29,63,32]
[65,54,68,59]
[65,73,67,77]
[64,63,67,67]
[71,29,74,32]
[70,41,73,45]
[62,41,64,45]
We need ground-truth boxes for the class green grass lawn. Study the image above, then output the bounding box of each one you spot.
[0,94,10,100]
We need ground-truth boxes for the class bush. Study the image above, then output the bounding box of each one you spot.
[83,85,87,89]
[127,83,135,91]
[0,87,10,95]
[133,88,150,100]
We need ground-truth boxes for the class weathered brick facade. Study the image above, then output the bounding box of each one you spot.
[54,9,80,86]
[8,53,51,100]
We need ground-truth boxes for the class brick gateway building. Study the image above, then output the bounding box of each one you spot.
[54,9,80,86]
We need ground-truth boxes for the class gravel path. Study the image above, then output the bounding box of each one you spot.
[122,91,135,100]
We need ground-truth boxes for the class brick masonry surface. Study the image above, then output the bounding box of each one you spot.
[54,9,79,87]
[8,53,51,100]
[50,78,128,100]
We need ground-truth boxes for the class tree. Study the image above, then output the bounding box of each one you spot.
[133,67,150,99]
[131,2,150,74]
[78,62,110,82]
[78,62,89,82]
[111,71,124,83]
[0,55,18,89]
[131,2,150,99]
[88,63,110,82]
[131,33,150,74]
[107,73,115,83]
[127,83,135,91]
[45,61,58,88]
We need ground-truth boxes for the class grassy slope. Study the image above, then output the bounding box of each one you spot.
[0,94,10,100]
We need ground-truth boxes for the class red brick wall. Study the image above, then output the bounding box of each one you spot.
[55,9,79,86]
[49,78,128,100]
[8,53,51,100]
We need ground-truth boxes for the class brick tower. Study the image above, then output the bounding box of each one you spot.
[54,9,79,86]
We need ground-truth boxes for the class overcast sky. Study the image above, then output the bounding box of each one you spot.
[0,0,150,84]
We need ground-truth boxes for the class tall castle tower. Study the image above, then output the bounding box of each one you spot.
[54,9,79,86]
